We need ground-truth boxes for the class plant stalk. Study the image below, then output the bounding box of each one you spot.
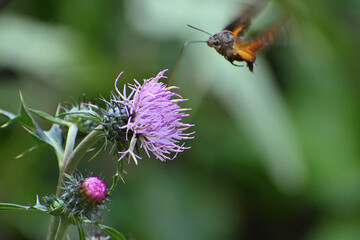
[46,125,103,239]
[53,216,70,240]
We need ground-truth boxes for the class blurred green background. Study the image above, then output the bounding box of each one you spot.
[0,0,360,239]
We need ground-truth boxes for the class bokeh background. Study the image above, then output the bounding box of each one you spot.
[0,0,360,239]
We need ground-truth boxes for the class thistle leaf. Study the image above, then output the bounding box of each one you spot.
[30,108,71,127]
[1,93,65,160]
[0,203,30,211]
[97,224,126,240]
[83,220,126,240]
[0,92,35,129]
[23,123,64,161]
[0,196,47,212]
[0,108,16,127]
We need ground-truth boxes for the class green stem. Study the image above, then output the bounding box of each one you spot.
[46,215,60,240]
[63,125,104,174]
[46,125,103,240]
[55,124,78,197]
[63,124,78,165]
[53,216,70,240]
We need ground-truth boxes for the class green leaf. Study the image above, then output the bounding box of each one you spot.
[83,220,126,240]
[0,93,64,160]
[0,196,47,212]
[0,203,30,211]
[88,140,107,162]
[30,108,71,127]
[98,224,126,240]
[15,145,38,159]
[0,108,16,127]
[75,217,86,240]
[58,110,102,124]
[43,124,64,160]
[22,123,64,161]
[1,92,35,129]
[109,160,124,193]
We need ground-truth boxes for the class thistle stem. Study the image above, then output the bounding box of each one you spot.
[63,124,79,165]
[64,125,104,174]
[46,216,60,240]
[46,125,104,240]
[53,216,70,240]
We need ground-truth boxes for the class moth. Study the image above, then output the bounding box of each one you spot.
[189,1,280,72]
[168,1,283,86]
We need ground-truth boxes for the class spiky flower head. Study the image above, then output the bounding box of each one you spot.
[60,173,109,219]
[99,94,128,152]
[105,69,194,164]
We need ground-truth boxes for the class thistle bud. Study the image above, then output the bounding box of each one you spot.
[80,176,107,205]
[60,173,109,219]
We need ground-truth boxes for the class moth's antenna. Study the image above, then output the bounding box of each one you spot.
[168,40,207,87]
[186,24,213,36]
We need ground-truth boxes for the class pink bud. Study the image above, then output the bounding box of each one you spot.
[80,176,107,205]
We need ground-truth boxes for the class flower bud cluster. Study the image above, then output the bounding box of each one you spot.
[44,173,109,219]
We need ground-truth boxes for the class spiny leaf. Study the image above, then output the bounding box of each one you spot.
[16,145,38,159]
[57,110,102,123]
[23,123,64,161]
[30,108,71,127]
[1,93,64,160]
[0,196,47,212]
[0,203,30,211]
[98,224,126,240]
[83,220,126,240]
[88,140,107,162]
[110,160,125,193]
[0,108,16,127]
[1,92,35,129]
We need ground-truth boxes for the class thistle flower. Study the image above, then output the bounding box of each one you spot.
[60,173,109,219]
[110,69,194,164]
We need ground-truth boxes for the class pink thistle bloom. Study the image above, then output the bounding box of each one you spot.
[113,69,194,164]
[80,176,107,205]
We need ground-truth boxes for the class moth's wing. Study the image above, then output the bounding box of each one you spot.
[234,23,278,62]
[224,0,267,37]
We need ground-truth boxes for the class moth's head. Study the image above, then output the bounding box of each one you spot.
[206,31,235,50]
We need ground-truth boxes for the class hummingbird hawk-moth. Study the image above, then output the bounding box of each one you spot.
[168,1,284,86]
[189,1,281,72]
